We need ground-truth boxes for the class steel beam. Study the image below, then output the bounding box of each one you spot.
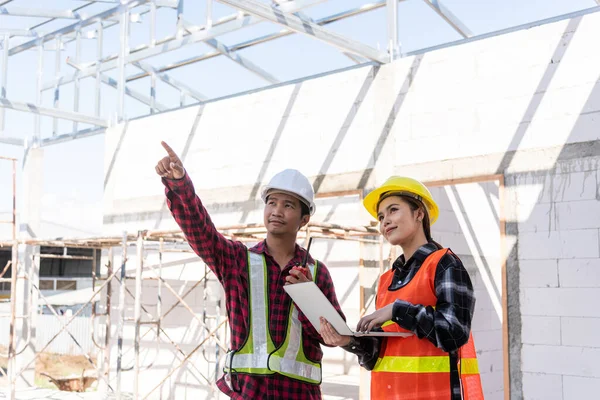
[42,7,152,48]
[406,5,600,56]
[205,37,279,83]
[42,15,259,90]
[0,99,109,127]
[67,57,168,111]
[40,127,106,147]
[23,2,97,37]
[0,7,89,20]
[8,0,148,56]
[95,22,103,117]
[181,19,279,83]
[153,0,178,6]
[42,0,344,90]
[76,0,176,5]
[132,60,207,101]
[74,28,82,132]
[276,0,330,13]
[343,52,368,64]
[0,35,7,132]
[386,0,400,59]
[206,0,213,28]
[0,29,38,37]
[0,5,143,22]
[117,9,130,120]
[126,1,388,82]
[35,43,43,136]
[217,0,389,63]
[103,74,168,111]
[422,0,471,38]
[53,35,61,136]
[0,135,23,146]
[176,0,185,39]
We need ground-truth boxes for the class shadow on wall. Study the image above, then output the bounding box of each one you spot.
[429,180,504,400]
[491,14,600,400]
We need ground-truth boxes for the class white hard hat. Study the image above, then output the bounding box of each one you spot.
[261,169,316,215]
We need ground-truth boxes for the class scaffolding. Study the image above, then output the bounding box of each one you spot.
[0,221,382,399]
[0,156,16,398]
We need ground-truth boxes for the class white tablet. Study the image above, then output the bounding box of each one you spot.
[284,281,412,338]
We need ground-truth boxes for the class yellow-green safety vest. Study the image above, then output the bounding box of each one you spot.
[224,251,322,384]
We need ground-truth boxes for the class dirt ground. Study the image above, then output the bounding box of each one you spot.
[0,345,96,390]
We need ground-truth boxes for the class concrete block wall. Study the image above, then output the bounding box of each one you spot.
[430,181,504,400]
[511,155,600,400]
[103,13,600,232]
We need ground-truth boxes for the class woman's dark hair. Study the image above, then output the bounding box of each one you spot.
[396,195,443,250]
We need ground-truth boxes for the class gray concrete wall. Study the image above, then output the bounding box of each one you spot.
[430,181,504,400]
[508,155,600,400]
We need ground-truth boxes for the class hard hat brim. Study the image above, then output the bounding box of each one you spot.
[261,187,315,216]
[363,185,439,224]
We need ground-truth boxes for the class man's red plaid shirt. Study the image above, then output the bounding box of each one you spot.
[164,174,345,399]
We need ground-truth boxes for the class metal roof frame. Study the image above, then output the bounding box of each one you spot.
[0,0,597,147]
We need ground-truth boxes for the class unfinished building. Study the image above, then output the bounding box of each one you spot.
[1,1,599,399]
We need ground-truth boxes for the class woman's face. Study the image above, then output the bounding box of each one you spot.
[377,196,423,246]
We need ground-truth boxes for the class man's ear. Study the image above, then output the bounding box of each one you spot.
[300,215,310,229]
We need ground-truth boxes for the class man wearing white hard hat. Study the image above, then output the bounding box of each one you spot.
[155,142,345,400]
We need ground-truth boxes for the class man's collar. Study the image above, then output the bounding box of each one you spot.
[250,240,268,254]
[250,240,315,265]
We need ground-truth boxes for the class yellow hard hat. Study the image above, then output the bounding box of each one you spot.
[363,176,439,224]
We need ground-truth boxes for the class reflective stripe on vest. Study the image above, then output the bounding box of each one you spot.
[373,355,480,374]
[225,251,321,384]
[267,304,321,383]
[225,252,273,374]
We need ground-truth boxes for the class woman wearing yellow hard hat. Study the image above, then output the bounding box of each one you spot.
[319,176,484,400]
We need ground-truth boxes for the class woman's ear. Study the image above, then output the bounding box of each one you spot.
[417,208,425,223]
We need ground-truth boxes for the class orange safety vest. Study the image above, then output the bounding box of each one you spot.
[371,248,484,400]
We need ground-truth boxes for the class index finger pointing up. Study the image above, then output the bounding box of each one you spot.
[161,141,179,160]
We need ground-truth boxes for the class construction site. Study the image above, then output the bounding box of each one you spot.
[0,0,599,399]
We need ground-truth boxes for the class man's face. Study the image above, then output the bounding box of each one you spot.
[263,192,309,236]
